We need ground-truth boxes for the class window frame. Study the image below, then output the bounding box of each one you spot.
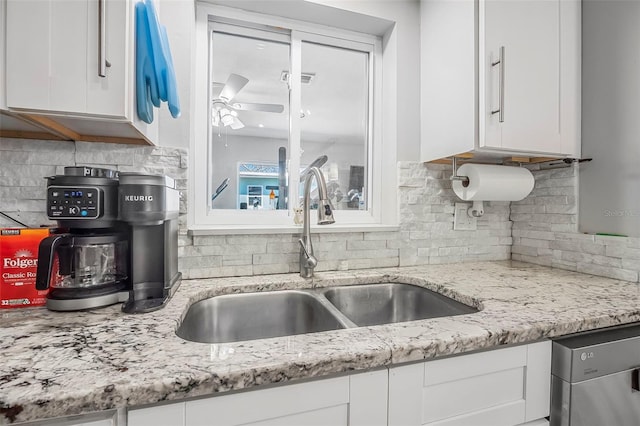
[191,3,388,230]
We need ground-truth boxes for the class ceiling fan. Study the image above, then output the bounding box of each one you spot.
[212,74,285,130]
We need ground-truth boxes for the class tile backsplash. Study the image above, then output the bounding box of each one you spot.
[0,138,188,228]
[511,164,640,283]
[179,162,511,278]
[1,138,637,282]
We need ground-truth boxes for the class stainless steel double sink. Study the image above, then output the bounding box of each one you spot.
[176,283,478,344]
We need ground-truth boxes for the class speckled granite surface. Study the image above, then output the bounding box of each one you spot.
[2,261,640,424]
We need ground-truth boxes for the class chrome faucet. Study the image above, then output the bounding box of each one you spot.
[298,166,335,278]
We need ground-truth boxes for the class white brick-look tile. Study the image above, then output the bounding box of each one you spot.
[512,163,640,283]
[397,162,511,266]
[2,138,636,283]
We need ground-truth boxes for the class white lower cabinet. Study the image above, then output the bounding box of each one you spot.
[35,341,550,426]
[128,369,388,426]
[388,341,551,426]
[22,410,121,426]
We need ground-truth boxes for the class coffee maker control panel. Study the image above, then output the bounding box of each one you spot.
[47,186,101,219]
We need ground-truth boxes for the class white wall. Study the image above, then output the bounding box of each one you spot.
[580,0,640,238]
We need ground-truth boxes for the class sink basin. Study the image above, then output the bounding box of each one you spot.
[322,283,478,327]
[176,290,347,344]
[176,283,478,344]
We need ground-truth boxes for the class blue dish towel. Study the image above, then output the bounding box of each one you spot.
[135,0,181,124]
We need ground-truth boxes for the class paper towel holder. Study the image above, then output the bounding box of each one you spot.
[450,157,480,217]
[450,157,470,186]
[452,163,535,219]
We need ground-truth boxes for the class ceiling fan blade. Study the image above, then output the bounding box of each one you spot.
[232,102,284,113]
[229,116,245,130]
[219,74,249,102]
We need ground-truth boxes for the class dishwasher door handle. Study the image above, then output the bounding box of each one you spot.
[632,368,640,391]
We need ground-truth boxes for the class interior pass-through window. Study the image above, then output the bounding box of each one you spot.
[192,8,382,228]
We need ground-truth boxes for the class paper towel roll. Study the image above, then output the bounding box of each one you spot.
[452,164,534,201]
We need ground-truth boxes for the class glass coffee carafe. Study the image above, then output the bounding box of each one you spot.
[36,233,129,298]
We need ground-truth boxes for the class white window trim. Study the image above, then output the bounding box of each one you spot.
[190,2,397,233]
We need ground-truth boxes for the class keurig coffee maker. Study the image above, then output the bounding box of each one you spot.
[36,166,181,312]
[118,172,181,313]
[36,167,129,311]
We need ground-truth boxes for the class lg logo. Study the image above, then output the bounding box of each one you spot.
[580,352,595,361]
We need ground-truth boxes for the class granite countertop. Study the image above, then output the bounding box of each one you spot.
[2,260,640,424]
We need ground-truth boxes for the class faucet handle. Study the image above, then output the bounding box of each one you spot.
[298,238,312,258]
[298,239,318,268]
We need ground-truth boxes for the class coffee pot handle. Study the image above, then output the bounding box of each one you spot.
[36,234,71,290]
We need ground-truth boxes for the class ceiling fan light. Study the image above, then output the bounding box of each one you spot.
[221,114,234,127]
[230,118,245,130]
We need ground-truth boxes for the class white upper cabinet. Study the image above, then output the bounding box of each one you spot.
[420,0,581,162]
[4,0,158,145]
[7,0,126,117]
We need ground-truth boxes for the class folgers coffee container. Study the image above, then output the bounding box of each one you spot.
[0,228,54,308]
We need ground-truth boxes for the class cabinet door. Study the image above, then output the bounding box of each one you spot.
[349,369,388,426]
[388,341,551,426]
[6,0,127,118]
[48,0,91,114]
[184,377,349,426]
[6,0,52,111]
[128,403,186,426]
[84,0,128,118]
[480,0,561,154]
[21,411,119,426]
[128,370,388,426]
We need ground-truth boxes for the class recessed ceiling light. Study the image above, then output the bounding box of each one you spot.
[258,124,264,128]
[256,43,266,50]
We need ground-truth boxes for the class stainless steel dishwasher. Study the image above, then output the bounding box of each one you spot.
[551,323,640,426]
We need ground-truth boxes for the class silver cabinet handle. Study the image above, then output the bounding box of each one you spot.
[491,46,505,123]
[98,0,112,77]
